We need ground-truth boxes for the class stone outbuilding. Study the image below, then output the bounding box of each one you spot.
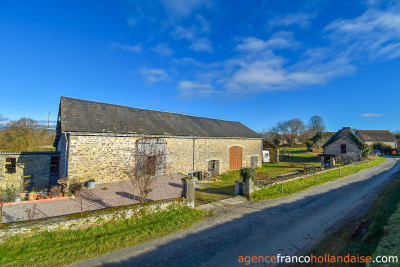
[319,127,363,167]
[355,130,398,149]
[0,151,60,191]
[54,97,262,185]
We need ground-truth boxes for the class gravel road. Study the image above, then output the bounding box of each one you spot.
[74,157,400,267]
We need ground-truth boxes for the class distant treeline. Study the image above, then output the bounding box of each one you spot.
[0,118,55,152]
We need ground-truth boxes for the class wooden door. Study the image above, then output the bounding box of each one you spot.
[229,146,242,170]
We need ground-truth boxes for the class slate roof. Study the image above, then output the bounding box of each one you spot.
[322,127,362,148]
[55,97,261,142]
[355,130,397,142]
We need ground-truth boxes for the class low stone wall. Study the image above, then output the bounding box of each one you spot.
[0,198,186,242]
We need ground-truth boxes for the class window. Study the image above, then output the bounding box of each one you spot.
[5,158,16,174]
[341,144,347,154]
[50,156,60,173]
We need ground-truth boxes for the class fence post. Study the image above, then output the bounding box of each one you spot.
[315,170,318,183]
[339,167,341,176]
[281,182,283,194]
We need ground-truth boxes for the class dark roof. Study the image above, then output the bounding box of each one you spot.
[322,127,362,148]
[355,130,397,142]
[55,97,261,141]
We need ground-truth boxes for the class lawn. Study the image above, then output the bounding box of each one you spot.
[250,157,386,201]
[0,206,211,267]
[195,147,320,205]
[298,171,400,267]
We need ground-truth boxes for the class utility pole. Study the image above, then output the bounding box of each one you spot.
[46,109,50,129]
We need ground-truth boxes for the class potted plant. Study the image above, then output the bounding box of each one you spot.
[27,190,37,201]
[50,186,61,197]
[87,179,96,189]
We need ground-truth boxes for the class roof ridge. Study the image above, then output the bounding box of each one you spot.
[60,96,241,124]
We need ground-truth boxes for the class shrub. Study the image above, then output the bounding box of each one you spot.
[240,168,255,182]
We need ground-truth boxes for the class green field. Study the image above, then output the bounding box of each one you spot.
[0,206,211,267]
[250,157,385,201]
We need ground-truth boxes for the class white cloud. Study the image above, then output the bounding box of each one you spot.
[161,0,212,18]
[189,38,213,52]
[325,6,400,61]
[112,43,142,53]
[151,43,174,57]
[0,114,9,121]
[172,24,213,53]
[236,32,299,52]
[139,67,169,83]
[360,113,387,117]
[269,13,315,29]
[178,81,216,98]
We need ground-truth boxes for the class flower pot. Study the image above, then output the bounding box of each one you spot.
[27,192,37,201]
[87,181,96,189]
[14,196,22,202]
[45,196,51,199]
[58,192,63,197]
[18,193,27,199]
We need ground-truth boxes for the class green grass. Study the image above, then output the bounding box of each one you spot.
[0,206,211,267]
[298,171,400,267]
[250,157,386,201]
[195,148,323,205]
[195,170,240,205]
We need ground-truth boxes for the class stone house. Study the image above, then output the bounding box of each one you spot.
[54,97,262,185]
[355,130,398,149]
[0,151,60,191]
[319,127,363,167]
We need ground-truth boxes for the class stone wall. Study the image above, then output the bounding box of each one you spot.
[64,133,262,185]
[0,198,185,241]
[324,138,360,159]
[0,153,60,191]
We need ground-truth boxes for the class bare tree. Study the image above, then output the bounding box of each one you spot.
[121,138,167,203]
[286,119,306,146]
[308,115,326,134]
[269,119,306,146]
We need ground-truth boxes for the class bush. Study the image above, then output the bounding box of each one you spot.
[240,168,255,182]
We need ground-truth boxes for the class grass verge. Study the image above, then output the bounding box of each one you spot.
[0,206,211,267]
[250,157,386,201]
[297,170,400,266]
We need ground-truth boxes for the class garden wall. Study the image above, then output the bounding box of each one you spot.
[0,198,186,242]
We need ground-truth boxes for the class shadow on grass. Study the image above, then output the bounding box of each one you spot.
[97,164,399,267]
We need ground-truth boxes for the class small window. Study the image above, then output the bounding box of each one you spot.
[5,158,16,174]
[50,156,60,173]
[341,144,347,154]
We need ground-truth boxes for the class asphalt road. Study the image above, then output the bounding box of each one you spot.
[73,157,400,267]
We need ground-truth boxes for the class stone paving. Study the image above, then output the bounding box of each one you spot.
[2,174,184,223]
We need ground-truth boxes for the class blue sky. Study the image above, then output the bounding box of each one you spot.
[0,0,399,132]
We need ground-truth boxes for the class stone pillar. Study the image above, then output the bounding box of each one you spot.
[243,179,254,197]
[181,178,196,208]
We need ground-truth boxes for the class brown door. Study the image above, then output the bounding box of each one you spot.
[229,146,242,170]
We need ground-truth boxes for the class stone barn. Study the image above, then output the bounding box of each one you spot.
[319,127,363,167]
[54,97,262,184]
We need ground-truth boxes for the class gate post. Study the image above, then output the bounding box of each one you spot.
[243,179,254,197]
[182,177,196,208]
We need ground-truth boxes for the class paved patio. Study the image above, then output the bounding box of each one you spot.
[2,174,185,223]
